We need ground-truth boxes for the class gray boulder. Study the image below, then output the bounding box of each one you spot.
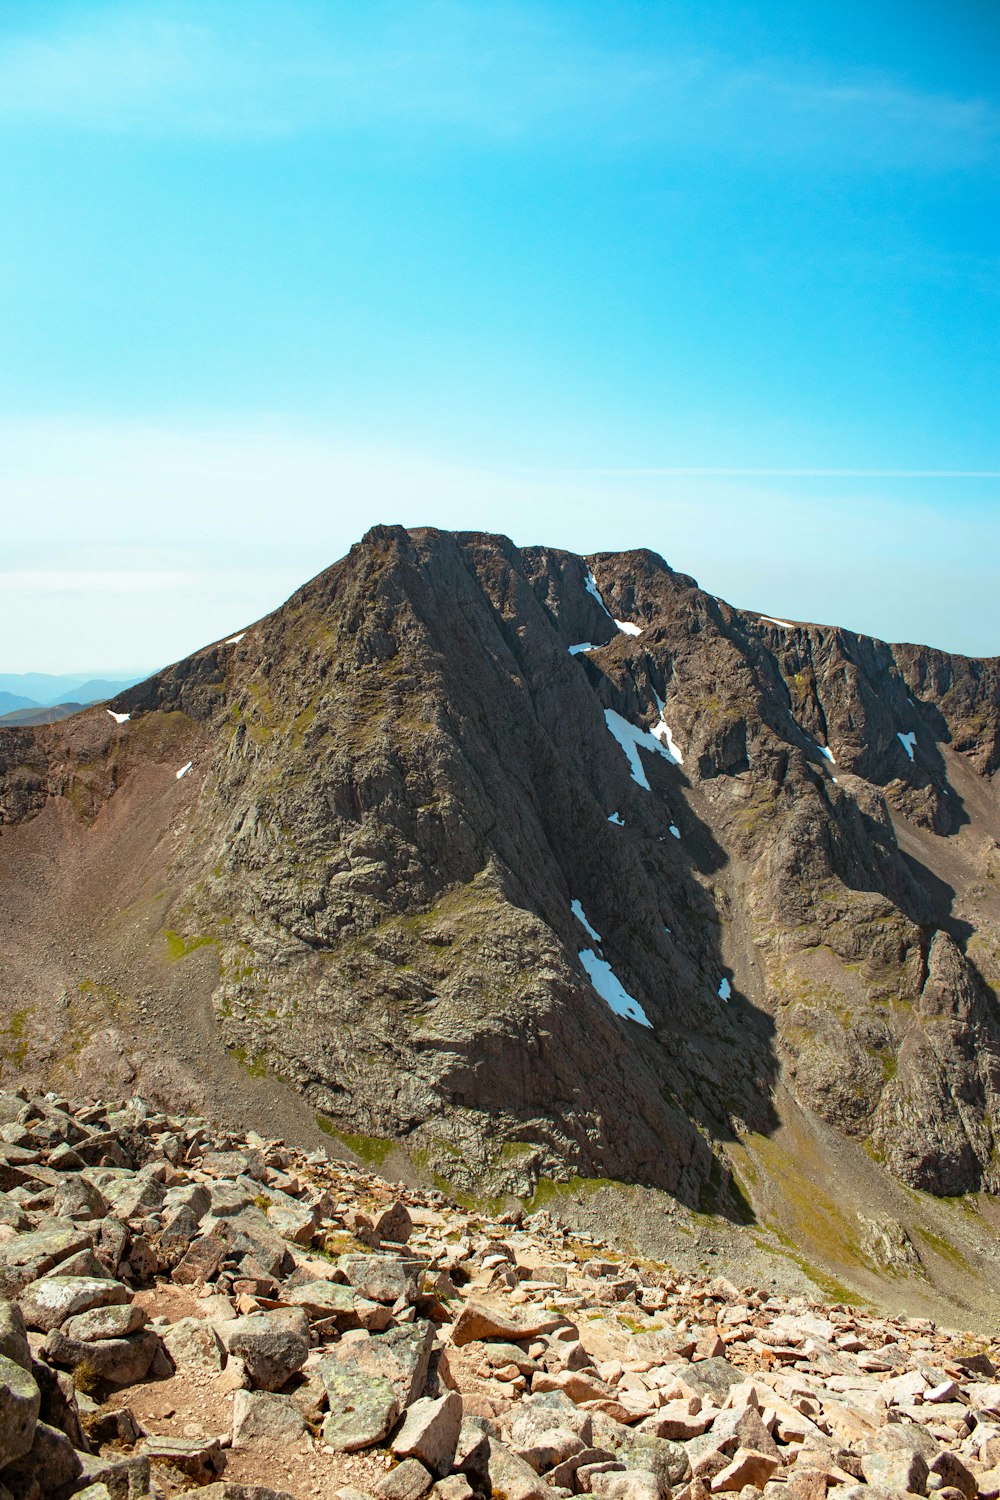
[0,1351,40,1468]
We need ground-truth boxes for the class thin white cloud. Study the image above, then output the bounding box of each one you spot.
[0,2,993,169]
[586,468,1000,479]
[1,416,997,673]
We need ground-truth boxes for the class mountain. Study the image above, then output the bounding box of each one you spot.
[1,526,998,1313]
[0,692,35,716]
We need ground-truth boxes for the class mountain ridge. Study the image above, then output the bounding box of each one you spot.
[1,525,998,1312]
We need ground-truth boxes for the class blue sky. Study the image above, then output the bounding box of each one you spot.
[0,0,997,671]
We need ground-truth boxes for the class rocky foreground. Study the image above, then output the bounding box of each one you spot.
[2,1094,1000,1500]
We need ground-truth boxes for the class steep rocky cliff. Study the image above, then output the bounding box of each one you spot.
[1,526,998,1223]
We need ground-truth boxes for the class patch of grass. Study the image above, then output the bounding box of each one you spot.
[0,1007,30,1071]
[913,1225,974,1273]
[229,1045,269,1078]
[316,1122,395,1167]
[524,1175,616,1212]
[164,929,215,962]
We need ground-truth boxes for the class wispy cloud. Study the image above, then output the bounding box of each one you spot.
[1,416,998,671]
[0,1,994,169]
[586,468,1000,479]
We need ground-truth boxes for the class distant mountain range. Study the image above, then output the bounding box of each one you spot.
[0,672,151,725]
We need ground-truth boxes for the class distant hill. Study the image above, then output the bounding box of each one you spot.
[0,671,150,708]
[0,701,89,726]
[0,691,35,716]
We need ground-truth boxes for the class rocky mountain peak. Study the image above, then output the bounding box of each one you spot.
[0,527,998,1310]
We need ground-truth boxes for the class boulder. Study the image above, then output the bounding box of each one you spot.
[265,1199,318,1246]
[61,1302,146,1343]
[711,1448,781,1492]
[374,1458,433,1500]
[161,1316,226,1371]
[450,1301,566,1347]
[340,1255,419,1306]
[17,1275,130,1333]
[374,1202,414,1245]
[232,1389,308,1448]
[326,1322,436,1408]
[0,1300,31,1370]
[0,1226,91,1298]
[486,1438,555,1500]
[0,1351,40,1468]
[282,1280,361,1324]
[321,1361,400,1451]
[221,1311,309,1392]
[43,1327,161,1387]
[591,1472,661,1500]
[172,1233,226,1285]
[392,1392,464,1476]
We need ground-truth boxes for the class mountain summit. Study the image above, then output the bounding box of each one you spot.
[2,526,999,1271]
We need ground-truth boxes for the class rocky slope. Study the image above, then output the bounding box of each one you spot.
[0,527,998,1299]
[6,1087,1000,1500]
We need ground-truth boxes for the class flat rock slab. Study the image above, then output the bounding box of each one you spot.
[327,1321,436,1408]
[144,1433,227,1480]
[340,1254,419,1305]
[44,1327,161,1387]
[19,1275,131,1332]
[232,1389,307,1448]
[0,1227,92,1298]
[283,1280,360,1322]
[450,1301,565,1347]
[320,1360,400,1451]
[177,1487,298,1500]
[63,1302,147,1342]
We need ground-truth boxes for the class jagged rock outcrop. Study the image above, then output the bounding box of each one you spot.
[0,526,998,1207]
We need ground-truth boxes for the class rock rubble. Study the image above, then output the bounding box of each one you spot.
[1,1089,1000,1500]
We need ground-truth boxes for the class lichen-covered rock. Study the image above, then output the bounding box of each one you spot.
[219,1311,309,1392]
[0,1351,40,1468]
[18,1275,131,1333]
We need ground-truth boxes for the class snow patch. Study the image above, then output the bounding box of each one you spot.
[176,761,193,780]
[571,900,602,945]
[650,691,684,764]
[718,977,732,1001]
[897,730,917,762]
[614,619,642,637]
[584,569,612,617]
[106,710,130,725]
[669,824,681,839]
[604,709,678,789]
[607,811,624,826]
[578,948,652,1028]
[760,615,795,628]
[225,632,246,645]
[568,642,600,656]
